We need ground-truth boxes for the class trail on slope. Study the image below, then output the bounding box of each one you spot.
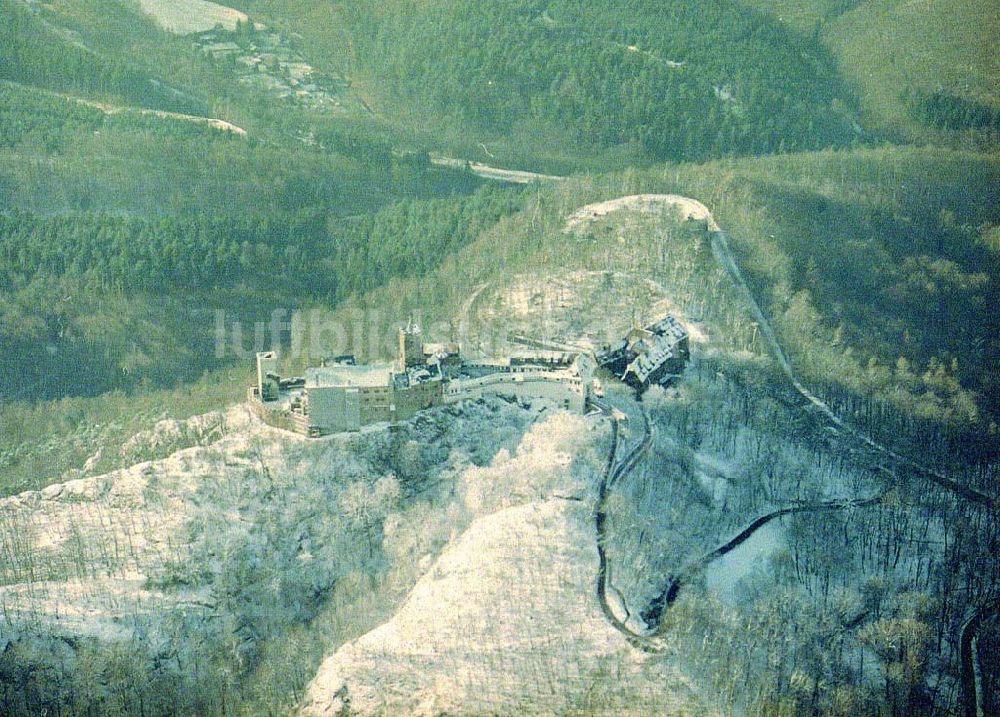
[638,479,890,634]
[593,417,662,651]
[574,193,995,711]
[709,230,837,425]
[710,229,995,510]
[75,97,248,136]
[1,80,248,136]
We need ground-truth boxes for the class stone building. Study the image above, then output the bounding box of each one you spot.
[596,315,689,390]
[248,315,686,436]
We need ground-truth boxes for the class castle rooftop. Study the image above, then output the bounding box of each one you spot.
[305,364,395,388]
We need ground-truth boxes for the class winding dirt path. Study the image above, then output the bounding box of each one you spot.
[711,229,995,510]
[593,415,666,653]
[572,195,997,711]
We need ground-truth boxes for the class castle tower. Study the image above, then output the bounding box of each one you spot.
[256,351,279,400]
[398,317,424,371]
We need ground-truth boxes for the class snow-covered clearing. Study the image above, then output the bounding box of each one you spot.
[704,521,786,605]
[136,0,249,34]
[563,194,720,234]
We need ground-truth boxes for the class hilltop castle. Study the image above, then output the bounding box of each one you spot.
[248,316,688,437]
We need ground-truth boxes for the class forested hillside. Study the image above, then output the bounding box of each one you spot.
[0,185,522,401]
[0,0,205,113]
[333,0,862,167]
[2,0,994,470]
[740,0,1000,147]
[0,0,517,400]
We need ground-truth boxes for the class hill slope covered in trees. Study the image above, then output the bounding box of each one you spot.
[3,143,998,717]
[739,0,1000,147]
[237,0,863,169]
[0,71,513,403]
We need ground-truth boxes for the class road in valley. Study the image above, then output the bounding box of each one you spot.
[430,155,564,184]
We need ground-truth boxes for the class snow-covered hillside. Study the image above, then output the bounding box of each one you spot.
[302,412,710,716]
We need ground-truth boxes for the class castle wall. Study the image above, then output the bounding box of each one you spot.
[308,386,361,433]
[304,380,444,433]
[393,380,444,420]
[248,387,310,435]
[358,385,394,425]
[443,370,587,413]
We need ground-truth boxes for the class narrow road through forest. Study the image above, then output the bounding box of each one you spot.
[574,198,996,710]
[430,155,564,184]
[452,173,996,704]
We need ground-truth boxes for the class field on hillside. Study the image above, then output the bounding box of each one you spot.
[827,0,999,136]
[136,0,248,34]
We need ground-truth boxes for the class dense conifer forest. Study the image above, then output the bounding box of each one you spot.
[343,0,861,164]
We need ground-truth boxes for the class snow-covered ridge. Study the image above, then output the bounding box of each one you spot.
[301,413,709,716]
[563,194,720,234]
[0,405,278,640]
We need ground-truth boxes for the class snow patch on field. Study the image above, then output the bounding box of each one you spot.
[704,521,786,604]
[136,0,248,34]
